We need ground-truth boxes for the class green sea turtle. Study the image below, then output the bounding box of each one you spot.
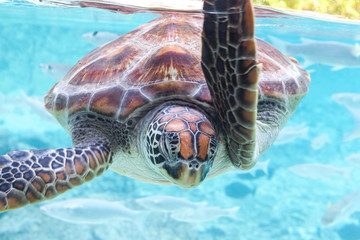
[0,0,310,212]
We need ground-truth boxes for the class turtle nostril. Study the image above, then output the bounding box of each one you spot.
[189,161,200,169]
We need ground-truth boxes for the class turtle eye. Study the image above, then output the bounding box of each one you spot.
[145,122,167,166]
[161,132,180,161]
[207,137,218,162]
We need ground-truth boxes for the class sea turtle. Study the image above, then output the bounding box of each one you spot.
[0,0,310,212]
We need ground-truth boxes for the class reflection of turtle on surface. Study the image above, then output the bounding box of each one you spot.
[0,0,310,212]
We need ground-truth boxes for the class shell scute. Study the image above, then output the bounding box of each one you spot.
[285,79,300,95]
[54,94,67,112]
[140,81,200,100]
[126,44,202,87]
[69,46,140,86]
[193,84,212,104]
[118,89,150,120]
[68,93,92,115]
[258,80,285,100]
[89,86,125,117]
[257,38,310,100]
[44,93,55,112]
[142,18,202,46]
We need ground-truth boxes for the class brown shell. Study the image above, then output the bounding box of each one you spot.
[44,14,310,128]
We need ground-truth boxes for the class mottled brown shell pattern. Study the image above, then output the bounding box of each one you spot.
[44,12,310,129]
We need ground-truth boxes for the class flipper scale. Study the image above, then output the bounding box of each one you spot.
[202,0,259,169]
[0,144,112,212]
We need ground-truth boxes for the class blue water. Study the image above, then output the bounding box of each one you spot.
[1,2,360,240]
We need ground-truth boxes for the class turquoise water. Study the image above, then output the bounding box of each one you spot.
[1,2,360,239]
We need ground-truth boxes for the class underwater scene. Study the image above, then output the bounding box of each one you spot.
[1,0,360,239]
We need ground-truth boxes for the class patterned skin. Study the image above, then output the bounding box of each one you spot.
[0,0,310,212]
[0,145,111,210]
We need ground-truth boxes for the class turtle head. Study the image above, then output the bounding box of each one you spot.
[144,105,218,189]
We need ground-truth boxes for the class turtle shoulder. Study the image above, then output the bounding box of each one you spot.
[256,38,310,109]
[44,14,211,129]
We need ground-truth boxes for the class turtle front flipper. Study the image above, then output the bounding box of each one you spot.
[201,0,259,169]
[0,144,112,212]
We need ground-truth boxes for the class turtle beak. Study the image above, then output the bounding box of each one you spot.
[159,160,210,189]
